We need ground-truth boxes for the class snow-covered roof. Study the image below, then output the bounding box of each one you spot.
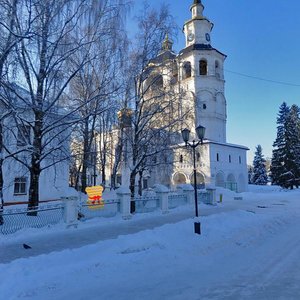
[0,82,69,117]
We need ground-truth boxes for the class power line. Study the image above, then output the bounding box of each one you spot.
[225,69,300,87]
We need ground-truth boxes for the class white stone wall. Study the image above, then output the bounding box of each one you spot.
[2,112,71,203]
[208,142,248,192]
[2,158,69,202]
[169,141,248,192]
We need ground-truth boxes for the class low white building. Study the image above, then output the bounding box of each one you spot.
[0,85,70,203]
[170,141,248,192]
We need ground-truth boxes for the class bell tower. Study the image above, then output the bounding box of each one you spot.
[180,0,227,143]
[183,0,213,47]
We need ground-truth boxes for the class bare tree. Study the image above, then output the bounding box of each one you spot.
[123,3,190,210]
[0,0,100,213]
[69,0,130,193]
[0,0,34,223]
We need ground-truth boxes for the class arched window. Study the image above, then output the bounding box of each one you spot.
[154,74,163,88]
[182,62,191,79]
[179,154,183,163]
[196,152,200,162]
[171,63,178,85]
[190,172,205,189]
[200,59,207,75]
[173,173,187,185]
[203,103,207,110]
[215,60,220,78]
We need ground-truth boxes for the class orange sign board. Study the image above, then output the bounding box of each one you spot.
[85,186,104,210]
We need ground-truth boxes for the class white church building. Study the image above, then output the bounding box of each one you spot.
[95,0,249,193]
[140,0,249,192]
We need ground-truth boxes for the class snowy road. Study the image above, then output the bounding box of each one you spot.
[200,214,300,299]
[1,187,300,299]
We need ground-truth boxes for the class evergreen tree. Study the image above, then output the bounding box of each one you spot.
[270,102,290,186]
[248,165,253,184]
[252,145,268,185]
[271,102,300,189]
[284,104,300,188]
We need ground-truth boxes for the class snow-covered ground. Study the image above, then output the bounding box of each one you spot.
[1,185,300,300]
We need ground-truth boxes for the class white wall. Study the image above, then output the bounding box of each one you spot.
[2,112,71,203]
[208,142,248,192]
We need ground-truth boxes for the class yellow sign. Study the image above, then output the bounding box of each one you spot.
[85,186,104,210]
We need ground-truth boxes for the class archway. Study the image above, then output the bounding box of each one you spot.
[182,61,191,79]
[226,174,237,192]
[199,59,207,75]
[173,172,187,185]
[190,172,205,189]
[215,172,225,188]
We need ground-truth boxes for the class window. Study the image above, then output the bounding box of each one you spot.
[179,154,183,163]
[229,155,232,163]
[215,60,220,78]
[203,103,207,110]
[182,62,191,79]
[171,72,178,85]
[171,64,178,85]
[14,177,27,195]
[196,152,200,162]
[200,59,207,75]
[143,179,148,189]
[116,174,122,185]
[154,74,163,88]
[217,153,219,162]
[17,125,31,147]
[239,156,242,164]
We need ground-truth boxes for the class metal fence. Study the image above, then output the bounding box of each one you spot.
[78,198,120,220]
[0,190,214,234]
[168,193,188,209]
[134,196,160,213]
[197,191,210,204]
[225,182,238,192]
[0,203,64,235]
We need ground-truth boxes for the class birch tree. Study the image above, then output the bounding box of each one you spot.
[0,0,33,222]
[69,0,129,192]
[0,0,98,213]
[123,3,189,210]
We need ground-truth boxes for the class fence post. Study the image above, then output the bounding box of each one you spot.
[178,185,194,205]
[116,187,132,220]
[62,196,78,228]
[154,184,169,214]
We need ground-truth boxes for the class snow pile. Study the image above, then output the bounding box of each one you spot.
[248,184,283,193]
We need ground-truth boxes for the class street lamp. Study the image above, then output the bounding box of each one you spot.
[181,125,206,235]
[92,150,98,186]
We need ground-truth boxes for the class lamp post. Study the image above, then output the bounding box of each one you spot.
[92,150,98,186]
[181,125,206,235]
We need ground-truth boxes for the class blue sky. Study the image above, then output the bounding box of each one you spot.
[129,0,300,163]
